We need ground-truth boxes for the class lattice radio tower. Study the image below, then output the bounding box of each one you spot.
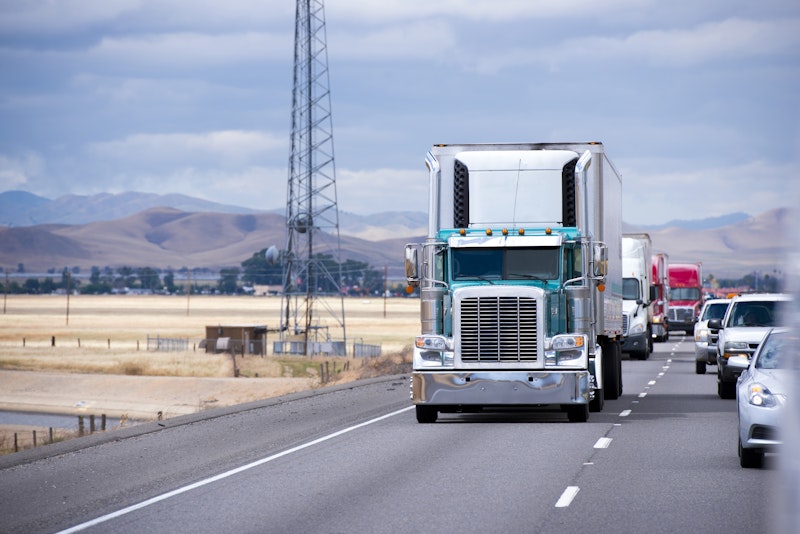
[278,0,346,355]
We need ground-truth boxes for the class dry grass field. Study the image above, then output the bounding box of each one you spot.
[0,294,419,454]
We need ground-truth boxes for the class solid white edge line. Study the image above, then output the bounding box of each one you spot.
[555,486,580,507]
[57,406,415,533]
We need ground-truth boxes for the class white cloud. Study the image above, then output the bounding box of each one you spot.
[622,159,794,224]
[0,0,141,33]
[86,130,287,167]
[0,152,45,190]
[86,31,292,67]
[327,0,651,24]
[466,17,800,73]
[335,168,428,214]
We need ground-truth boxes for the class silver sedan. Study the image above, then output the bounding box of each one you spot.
[728,327,791,468]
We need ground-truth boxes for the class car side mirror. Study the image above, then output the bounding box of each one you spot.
[727,355,750,371]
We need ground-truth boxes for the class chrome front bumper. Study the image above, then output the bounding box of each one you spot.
[411,370,590,406]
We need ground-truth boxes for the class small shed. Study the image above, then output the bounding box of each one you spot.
[205,325,269,355]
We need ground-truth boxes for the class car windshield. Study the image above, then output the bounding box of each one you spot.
[727,301,779,327]
[755,332,788,370]
[702,302,729,321]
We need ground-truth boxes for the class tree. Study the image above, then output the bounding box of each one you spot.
[241,249,283,285]
[218,267,241,294]
[137,267,161,290]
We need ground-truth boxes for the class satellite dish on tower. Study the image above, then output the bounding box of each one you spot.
[265,245,279,266]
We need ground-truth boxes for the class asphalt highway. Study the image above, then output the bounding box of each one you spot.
[0,336,790,533]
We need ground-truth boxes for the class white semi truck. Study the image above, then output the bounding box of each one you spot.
[405,142,624,423]
[621,233,655,359]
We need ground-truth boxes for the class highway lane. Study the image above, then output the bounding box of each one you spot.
[0,337,784,533]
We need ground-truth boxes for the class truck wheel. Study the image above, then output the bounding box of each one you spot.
[416,405,438,424]
[566,404,589,422]
[695,361,706,374]
[602,340,621,400]
[717,379,735,399]
[647,328,653,355]
[589,389,604,412]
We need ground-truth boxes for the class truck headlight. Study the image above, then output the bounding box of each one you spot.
[545,335,587,367]
[414,335,454,368]
[629,323,645,335]
[695,328,708,342]
[723,341,748,359]
[415,335,449,351]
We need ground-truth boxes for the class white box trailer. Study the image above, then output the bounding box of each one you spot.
[405,142,623,423]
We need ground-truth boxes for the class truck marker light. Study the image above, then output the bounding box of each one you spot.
[545,227,552,235]
[459,228,466,235]
[485,228,492,235]
[502,228,508,235]
[518,228,525,235]
[597,283,606,292]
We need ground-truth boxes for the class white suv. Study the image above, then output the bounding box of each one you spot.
[709,293,790,399]
[694,298,731,374]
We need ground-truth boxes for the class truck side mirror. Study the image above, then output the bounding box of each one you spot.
[405,245,420,287]
[593,243,608,277]
[708,318,722,330]
[649,284,658,303]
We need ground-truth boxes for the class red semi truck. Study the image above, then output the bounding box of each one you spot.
[651,252,669,342]
[668,262,703,334]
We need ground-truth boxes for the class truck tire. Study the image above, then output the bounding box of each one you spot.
[566,403,589,422]
[416,405,438,423]
[695,361,706,374]
[589,389,604,412]
[602,340,622,400]
[718,379,736,400]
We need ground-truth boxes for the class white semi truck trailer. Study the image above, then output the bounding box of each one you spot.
[621,233,655,360]
[405,142,624,423]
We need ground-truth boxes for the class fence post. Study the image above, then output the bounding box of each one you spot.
[33,430,37,448]
[78,415,84,436]
[90,415,96,433]
[101,414,107,431]
[49,427,54,443]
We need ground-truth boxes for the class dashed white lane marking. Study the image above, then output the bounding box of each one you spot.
[638,392,648,398]
[620,409,632,417]
[555,486,580,508]
[594,437,613,449]
[648,380,657,386]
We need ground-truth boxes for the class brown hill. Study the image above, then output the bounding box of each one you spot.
[638,207,793,279]
[0,207,413,278]
[0,206,792,280]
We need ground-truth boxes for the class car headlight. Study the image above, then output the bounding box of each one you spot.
[545,335,587,367]
[629,323,645,335]
[747,383,777,407]
[695,328,709,342]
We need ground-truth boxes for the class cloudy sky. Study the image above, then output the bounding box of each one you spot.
[1,0,798,225]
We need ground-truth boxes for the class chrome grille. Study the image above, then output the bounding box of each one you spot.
[459,296,538,362]
[622,314,630,336]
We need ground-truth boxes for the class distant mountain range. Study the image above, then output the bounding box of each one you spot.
[0,190,792,279]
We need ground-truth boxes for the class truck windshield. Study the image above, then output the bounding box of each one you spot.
[452,247,559,281]
[671,287,701,300]
[622,278,640,300]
